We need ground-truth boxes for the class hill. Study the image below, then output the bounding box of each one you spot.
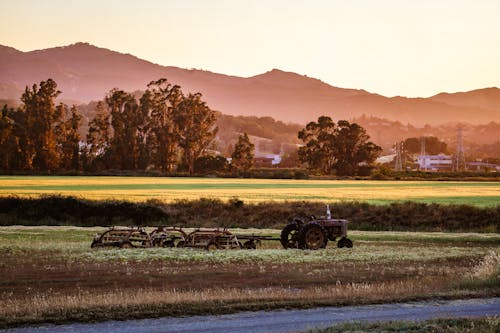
[1,42,499,125]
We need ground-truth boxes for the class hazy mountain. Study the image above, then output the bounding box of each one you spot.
[1,42,499,125]
[430,87,500,112]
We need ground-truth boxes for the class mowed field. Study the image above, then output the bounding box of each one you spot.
[1,176,499,206]
[0,226,498,328]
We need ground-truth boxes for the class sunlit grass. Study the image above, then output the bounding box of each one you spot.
[0,176,499,206]
[0,278,450,319]
[1,226,498,264]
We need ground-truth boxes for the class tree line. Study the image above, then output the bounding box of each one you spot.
[0,78,258,174]
[1,78,381,176]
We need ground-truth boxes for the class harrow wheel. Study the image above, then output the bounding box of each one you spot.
[299,223,327,250]
[205,241,219,251]
[119,241,133,249]
[163,240,175,248]
[280,223,300,249]
[243,240,256,249]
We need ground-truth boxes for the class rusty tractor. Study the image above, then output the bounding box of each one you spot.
[280,206,353,250]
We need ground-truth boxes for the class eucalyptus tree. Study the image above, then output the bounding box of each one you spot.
[231,132,255,172]
[141,79,183,172]
[175,92,218,174]
[56,105,82,170]
[298,116,381,175]
[298,116,337,174]
[105,89,147,170]
[21,79,62,171]
[86,101,111,170]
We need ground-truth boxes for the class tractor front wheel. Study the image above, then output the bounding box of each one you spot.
[337,237,353,248]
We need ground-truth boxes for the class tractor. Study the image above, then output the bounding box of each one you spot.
[280,205,353,250]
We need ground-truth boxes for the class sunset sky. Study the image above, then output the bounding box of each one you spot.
[1,0,499,97]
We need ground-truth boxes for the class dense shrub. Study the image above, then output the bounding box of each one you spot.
[0,196,168,226]
[0,196,498,232]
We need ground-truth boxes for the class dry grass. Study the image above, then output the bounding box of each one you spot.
[0,276,450,320]
[468,251,500,280]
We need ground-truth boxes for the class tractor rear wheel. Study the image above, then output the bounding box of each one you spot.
[280,223,300,249]
[299,223,327,250]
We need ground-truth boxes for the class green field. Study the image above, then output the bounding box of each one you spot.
[0,176,499,206]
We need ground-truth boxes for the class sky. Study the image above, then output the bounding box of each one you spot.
[1,0,499,97]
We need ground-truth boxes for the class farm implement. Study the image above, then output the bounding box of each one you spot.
[91,226,151,248]
[91,206,353,250]
[91,226,280,250]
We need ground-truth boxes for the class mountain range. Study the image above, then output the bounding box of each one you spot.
[1,42,499,125]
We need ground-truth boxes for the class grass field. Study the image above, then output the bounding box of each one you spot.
[0,226,498,328]
[1,176,499,206]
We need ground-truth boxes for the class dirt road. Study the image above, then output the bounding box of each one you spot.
[3,298,499,333]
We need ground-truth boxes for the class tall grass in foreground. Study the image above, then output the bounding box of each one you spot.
[0,276,451,320]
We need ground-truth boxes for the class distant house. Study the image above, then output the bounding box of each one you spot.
[375,154,396,164]
[254,154,282,167]
[417,154,452,171]
[254,157,274,168]
[467,162,500,172]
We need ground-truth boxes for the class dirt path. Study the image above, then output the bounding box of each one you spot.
[3,298,499,333]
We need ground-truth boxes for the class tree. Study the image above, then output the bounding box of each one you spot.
[21,79,62,171]
[175,92,218,174]
[298,116,337,174]
[279,148,300,168]
[3,106,30,170]
[141,79,183,172]
[86,102,111,170]
[298,116,381,176]
[0,105,15,170]
[231,133,254,172]
[404,136,448,155]
[333,120,381,175]
[56,105,82,170]
[194,155,228,174]
[105,89,146,170]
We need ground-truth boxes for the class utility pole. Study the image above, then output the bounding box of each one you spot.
[420,136,426,156]
[394,141,403,171]
[454,127,466,171]
[420,137,426,171]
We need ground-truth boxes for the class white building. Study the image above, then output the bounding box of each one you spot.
[375,154,397,165]
[467,162,500,172]
[417,154,452,171]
